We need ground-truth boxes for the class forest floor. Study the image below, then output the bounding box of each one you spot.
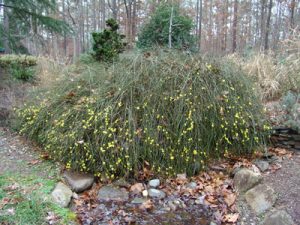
[0,72,299,225]
[0,125,299,224]
[0,127,77,224]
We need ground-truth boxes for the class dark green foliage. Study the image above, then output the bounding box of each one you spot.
[0,0,71,53]
[91,19,125,62]
[137,4,195,50]
[10,64,35,81]
[0,55,37,81]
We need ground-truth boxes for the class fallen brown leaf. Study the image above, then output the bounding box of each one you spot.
[224,193,236,207]
[223,213,239,223]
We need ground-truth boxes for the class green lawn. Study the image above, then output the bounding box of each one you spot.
[0,172,77,225]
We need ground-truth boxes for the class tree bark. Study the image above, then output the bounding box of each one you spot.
[3,0,10,53]
[264,0,273,51]
[232,0,238,53]
[168,5,174,49]
[290,0,296,30]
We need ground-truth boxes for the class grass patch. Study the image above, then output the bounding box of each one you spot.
[0,173,76,225]
[15,50,270,179]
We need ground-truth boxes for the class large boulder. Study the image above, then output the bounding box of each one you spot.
[51,182,73,208]
[63,170,94,193]
[98,185,129,201]
[262,210,294,225]
[245,184,277,215]
[233,168,262,193]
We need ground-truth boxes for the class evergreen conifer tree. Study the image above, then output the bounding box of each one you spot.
[91,19,125,62]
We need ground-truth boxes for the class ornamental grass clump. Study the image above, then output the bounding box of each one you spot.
[15,50,269,179]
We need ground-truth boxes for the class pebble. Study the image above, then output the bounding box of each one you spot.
[148,188,166,199]
[142,190,148,197]
[149,179,160,188]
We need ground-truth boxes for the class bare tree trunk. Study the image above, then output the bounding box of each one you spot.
[221,0,228,53]
[168,5,174,49]
[3,0,10,53]
[92,0,97,31]
[101,0,106,29]
[196,0,203,50]
[290,0,296,30]
[232,0,238,53]
[264,0,273,51]
[208,0,213,52]
[62,0,67,56]
[260,0,266,49]
[109,0,118,20]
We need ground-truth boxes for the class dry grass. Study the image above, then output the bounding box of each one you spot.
[227,32,300,101]
[227,53,280,101]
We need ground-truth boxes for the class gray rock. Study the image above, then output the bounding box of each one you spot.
[167,201,177,211]
[131,197,147,204]
[113,178,130,188]
[254,160,269,172]
[231,166,243,177]
[186,182,197,189]
[234,168,262,193]
[63,170,94,193]
[148,189,166,199]
[262,210,294,225]
[51,182,73,208]
[98,185,129,201]
[148,179,160,188]
[245,184,277,215]
[268,156,282,163]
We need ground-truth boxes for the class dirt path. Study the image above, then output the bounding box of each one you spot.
[1,126,300,225]
[0,127,76,224]
[238,150,300,225]
[263,151,300,224]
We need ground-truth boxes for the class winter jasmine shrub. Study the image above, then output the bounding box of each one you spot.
[15,50,270,179]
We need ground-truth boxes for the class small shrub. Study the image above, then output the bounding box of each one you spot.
[15,50,269,179]
[0,54,37,81]
[0,54,37,67]
[91,19,125,62]
[137,4,195,50]
[10,63,35,81]
[276,91,300,132]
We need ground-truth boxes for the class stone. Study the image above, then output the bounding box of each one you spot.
[142,190,148,197]
[167,201,177,211]
[176,173,187,180]
[148,189,166,199]
[267,156,282,163]
[186,182,197,189]
[195,195,206,205]
[113,178,130,188]
[233,168,262,193]
[131,197,147,204]
[254,160,269,172]
[262,210,294,225]
[231,166,243,177]
[98,185,129,201]
[51,182,73,208]
[130,183,144,194]
[245,184,277,215]
[148,179,160,188]
[63,170,94,193]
